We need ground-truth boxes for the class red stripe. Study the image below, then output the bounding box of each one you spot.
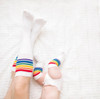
[33,72,40,77]
[48,62,56,65]
[13,64,16,67]
[16,69,32,72]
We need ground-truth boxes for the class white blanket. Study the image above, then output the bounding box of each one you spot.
[0,0,100,99]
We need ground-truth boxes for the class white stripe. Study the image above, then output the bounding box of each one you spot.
[48,64,57,68]
[34,73,42,80]
[15,71,32,77]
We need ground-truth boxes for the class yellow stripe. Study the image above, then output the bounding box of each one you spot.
[51,60,58,66]
[33,70,41,73]
[14,60,17,63]
[16,65,33,69]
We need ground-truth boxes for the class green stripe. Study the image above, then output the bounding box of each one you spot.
[16,63,33,66]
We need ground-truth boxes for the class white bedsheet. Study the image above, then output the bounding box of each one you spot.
[0,0,100,99]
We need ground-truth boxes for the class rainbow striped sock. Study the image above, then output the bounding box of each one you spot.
[12,56,18,71]
[48,58,61,68]
[15,58,33,77]
[33,67,43,80]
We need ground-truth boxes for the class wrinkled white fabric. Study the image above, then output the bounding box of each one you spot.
[0,0,100,99]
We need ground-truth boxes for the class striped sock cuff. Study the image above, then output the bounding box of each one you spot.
[48,58,61,67]
[12,56,18,71]
[33,67,43,80]
[12,56,18,68]
[16,58,33,73]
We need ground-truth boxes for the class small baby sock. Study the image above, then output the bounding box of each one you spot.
[12,56,18,71]
[48,53,65,68]
[48,58,61,67]
[33,62,43,80]
[44,53,65,91]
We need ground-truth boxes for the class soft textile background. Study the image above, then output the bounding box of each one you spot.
[0,0,100,99]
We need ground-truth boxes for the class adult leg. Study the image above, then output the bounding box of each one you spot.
[14,11,46,99]
[4,11,46,99]
[4,71,15,99]
[13,11,34,99]
[4,55,18,99]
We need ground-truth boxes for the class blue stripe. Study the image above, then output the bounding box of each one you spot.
[17,61,33,64]
[34,67,43,71]
[53,59,61,66]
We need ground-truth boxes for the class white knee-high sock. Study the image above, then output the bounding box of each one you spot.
[12,13,46,73]
[31,19,46,46]
[15,11,34,77]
